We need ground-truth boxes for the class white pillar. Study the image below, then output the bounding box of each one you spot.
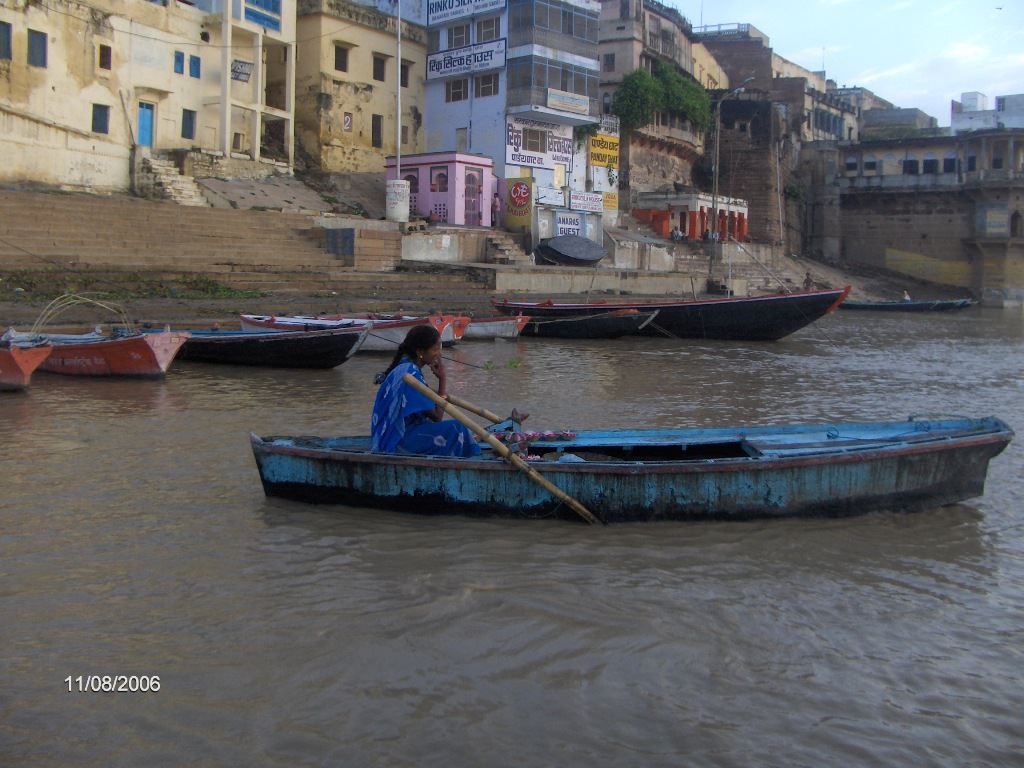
[251,32,263,161]
[220,12,232,156]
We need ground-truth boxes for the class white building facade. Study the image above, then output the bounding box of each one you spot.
[423,0,608,245]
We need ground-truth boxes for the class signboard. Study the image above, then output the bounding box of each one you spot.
[505,178,533,233]
[603,191,619,211]
[426,39,505,81]
[570,191,603,212]
[547,88,590,115]
[427,0,506,26]
[589,134,619,168]
[976,204,1009,236]
[231,59,254,82]
[505,117,571,171]
[343,112,353,132]
[555,210,583,236]
[600,114,620,136]
[537,186,565,206]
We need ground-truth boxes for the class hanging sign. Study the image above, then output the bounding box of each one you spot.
[555,210,583,236]
[505,117,571,171]
[589,134,619,168]
[231,59,254,82]
[426,39,506,81]
[504,178,533,232]
[428,0,506,26]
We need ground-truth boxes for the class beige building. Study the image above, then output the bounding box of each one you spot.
[598,0,711,195]
[295,0,426,172]
[0,0,295,192]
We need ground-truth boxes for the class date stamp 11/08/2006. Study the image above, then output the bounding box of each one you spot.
[66,676,161,693]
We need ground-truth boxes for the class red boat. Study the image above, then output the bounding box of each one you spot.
[5,329,189,377]
[0,341,53,391]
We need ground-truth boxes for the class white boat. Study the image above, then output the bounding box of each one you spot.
[462,315,531,340]
[239,313,457,352]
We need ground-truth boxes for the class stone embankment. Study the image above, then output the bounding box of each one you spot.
[0,185,948,329]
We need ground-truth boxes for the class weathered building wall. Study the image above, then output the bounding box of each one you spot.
[296,0,425,173]
[840,190,976,284]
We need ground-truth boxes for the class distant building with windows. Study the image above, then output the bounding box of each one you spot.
[952,91,1024,133]
[421,0,607,243]
[0,0,296,191]
[295,0,427,172]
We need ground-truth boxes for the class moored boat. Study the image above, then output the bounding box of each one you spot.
[493,287,850,341]
[4,329,188,377]
[839,298,976,312]
[239,313,458,351]
[172,325,370,368]
[250,415,1013,523]
[0,338,52,391]
[462,315,531,340]
[534,234,607,267]
[522,308,659,339]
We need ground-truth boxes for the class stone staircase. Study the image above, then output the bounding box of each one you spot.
[0,190,497,314]
[486,232,532,264]
[139,156,210,207]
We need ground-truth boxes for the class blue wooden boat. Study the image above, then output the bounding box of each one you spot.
[173,325,370,368]
[250,416,1012,523]
[839,298,976,312]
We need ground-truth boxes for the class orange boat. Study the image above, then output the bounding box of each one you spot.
[0,341,53,391]
[5,330,189,377]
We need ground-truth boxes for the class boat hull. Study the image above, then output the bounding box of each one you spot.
[462,315,530,340]
[0,344,52,390]
[251,417,1012,523]
[522,310,658,339]
[239,314,456,352]
[494,288,850,341]
[30,331,188,377]
[176,326,368,368]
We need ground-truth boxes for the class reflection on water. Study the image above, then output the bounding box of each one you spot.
[2,308,1022,766]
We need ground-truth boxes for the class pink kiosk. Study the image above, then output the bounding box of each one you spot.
[386,152,499,226]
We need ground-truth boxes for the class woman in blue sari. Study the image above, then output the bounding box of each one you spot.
[371,325,481,457]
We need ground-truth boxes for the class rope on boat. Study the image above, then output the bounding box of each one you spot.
[29,293,136,336]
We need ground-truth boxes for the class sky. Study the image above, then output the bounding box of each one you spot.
[673,0,1024,126]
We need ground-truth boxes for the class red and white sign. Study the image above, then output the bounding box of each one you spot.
[508,181,531,208]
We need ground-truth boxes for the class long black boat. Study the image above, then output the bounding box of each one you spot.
[522,309,659,339]
[173,325,370,368]
[839,298,976,312]
[494,287,850,341]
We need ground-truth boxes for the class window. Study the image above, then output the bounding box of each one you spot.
[902,158,919,175]
[943,154,957,173]
[372,55,386,82]
[845,155,858,173]
[430,166,448,192]
[602,92,611,114]
[474,73,498,98]
[91,104,110,134]
[403,172,418,193]
[189,54,201,78]
[966,154,977,172]
[371,114,383,148]
[182,109,196,140]
[863,155,877,172]
[477,17,499,42]
[0,21,10,61]
[401,124,409,145]
[334,45,348,72]
[448,23,469,48]
[445,78,468,102]
[28,29,47,68]
[602,53,615,72]
[98,44,112,70]
[401,61,410,88]
[922,155,939,174]
[174,50,184,74]
[523,128,545,153]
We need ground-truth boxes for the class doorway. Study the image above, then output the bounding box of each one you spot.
[465,167,482,226]
[138,102,155,147]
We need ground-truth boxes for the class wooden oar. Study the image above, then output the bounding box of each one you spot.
[402,374,601,525]
[446,392,502,424]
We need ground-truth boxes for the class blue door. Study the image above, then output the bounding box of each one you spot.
[138,103,154,147]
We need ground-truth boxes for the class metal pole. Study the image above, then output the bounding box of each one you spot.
[395,0,401,182]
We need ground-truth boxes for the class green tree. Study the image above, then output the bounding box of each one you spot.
[653,61,711,132]
[611,69,662,132]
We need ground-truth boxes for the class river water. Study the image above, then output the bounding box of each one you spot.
[2,309,1022,766]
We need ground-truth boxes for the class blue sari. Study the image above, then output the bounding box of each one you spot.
[371,360,481,457]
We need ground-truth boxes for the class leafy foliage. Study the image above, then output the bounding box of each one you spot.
[611,69,662,131]
[612,64,711,133]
